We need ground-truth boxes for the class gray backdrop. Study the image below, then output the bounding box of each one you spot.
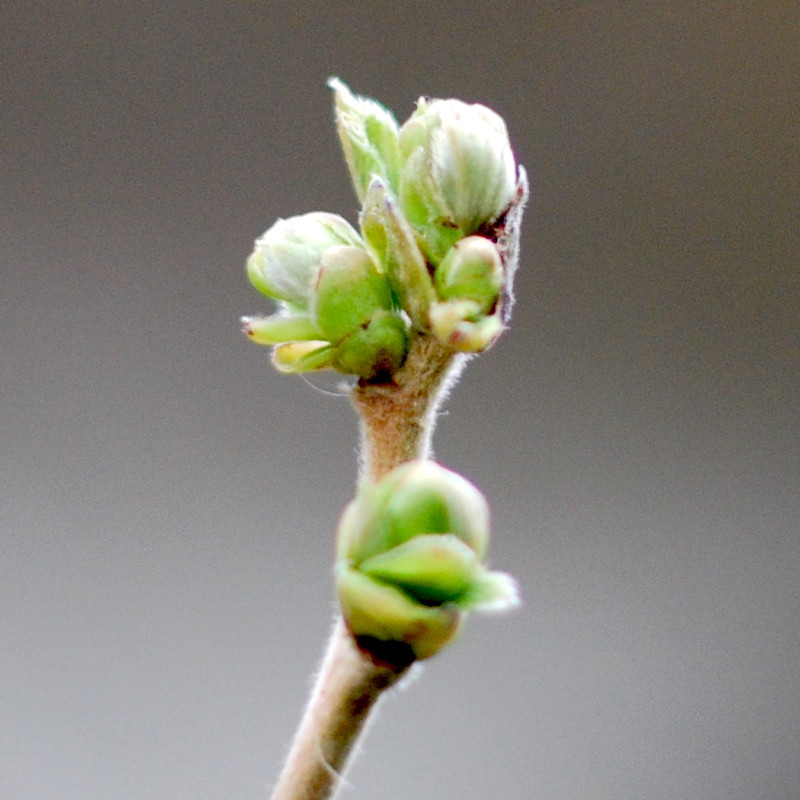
[3,2,798,799]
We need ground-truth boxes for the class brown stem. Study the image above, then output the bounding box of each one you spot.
[269,619,409,800]
[352,333,464,483]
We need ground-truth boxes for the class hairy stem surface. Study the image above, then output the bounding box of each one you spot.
[353,334,463,483]
[270,619,409,800]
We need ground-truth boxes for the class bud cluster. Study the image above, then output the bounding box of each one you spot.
[242,213,407,378]
[242,79,527,378]
[336,460,519,660]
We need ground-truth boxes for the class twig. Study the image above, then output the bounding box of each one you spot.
[269,618,409,800]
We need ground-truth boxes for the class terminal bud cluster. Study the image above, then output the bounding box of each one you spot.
[242,79,527,379]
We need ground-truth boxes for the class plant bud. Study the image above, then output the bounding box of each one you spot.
[313,246,395,342]
[434,236,504,314]
[398,97,517,262]
[329,77,403,203]
[240,313,322,346]
[428,301,505,352]
[427,235,506,351]
[242,80,528,379]
[331,311,408,378]
[360,177,435,328]
[359,534,478,605]
[271,340,335,373]
[312,245,409,378]
[337,566,462,660]
[336,460,519,660]
[377,460,490,557]
[244,218,410,378]
[247,212,363,310]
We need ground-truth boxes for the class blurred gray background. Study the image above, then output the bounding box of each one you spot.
[2,2,798,799]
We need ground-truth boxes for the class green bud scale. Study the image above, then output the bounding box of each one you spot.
[336,460,519,660]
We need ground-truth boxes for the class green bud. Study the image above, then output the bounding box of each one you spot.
[244,217,410,379]
[247,212,363,309]
[242,81,528,377]
[336,460,519,660]
[313,246,395,342]
[271,340,335,373]
[337,566,462,660]
[330,311,408,378]
[312,245,409,378]
[341,460,490,563]
[427,235,506,351]
[328,77,403,203]
[428,301,505,352]
[359,534,478,605]
[434,236,503,313]
[360,178,435,328]
[398,96,518,262]
[240,313,322,346]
